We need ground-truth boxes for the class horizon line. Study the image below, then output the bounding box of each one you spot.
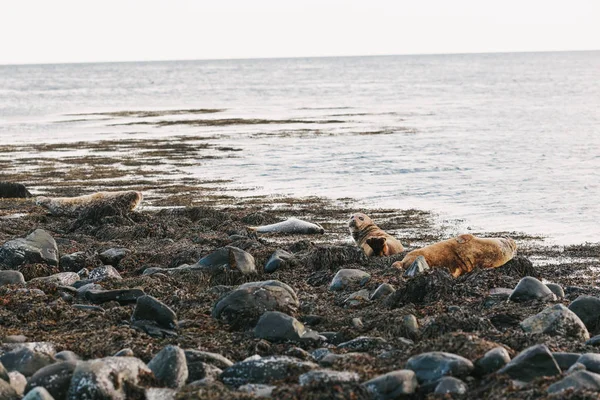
[1,48,599,67]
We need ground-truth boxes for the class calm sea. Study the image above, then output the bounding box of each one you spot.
[1,52,599,244]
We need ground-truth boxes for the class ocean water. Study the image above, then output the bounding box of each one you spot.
[1,52,599,244]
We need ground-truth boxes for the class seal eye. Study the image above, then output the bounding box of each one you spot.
[359,217,364,221]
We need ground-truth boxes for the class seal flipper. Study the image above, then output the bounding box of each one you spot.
[366,237,387,256]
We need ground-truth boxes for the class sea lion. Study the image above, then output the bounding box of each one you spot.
[251,217,325,234]
[348,213,404,256]
[36,191,142,217]
[394,234,517,277]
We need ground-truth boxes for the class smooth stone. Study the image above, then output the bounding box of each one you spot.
[406,352,473,383]
[587,335,600,346]
[264,249,293,273]
[85,288,145,304]
[434,376,468,395]
[98,247,130,266]
[0,346,55,377]
[0,379,18,400]
[344,289,371,307]
[568,295,600,332]
[194,246,256,275]
[403,255,430,278]
[402,314,419,337]
[329,269,370,291]
[148,345,188,389]
[254,311,321,343]
[567,362,587,374]
[2,335,27,344]
[363,369,419,399]
[0,271,25,285]
[22,387,55,400]
[0,182,32,198]
[546,283,565,299]
[338,336,389,352]
[185,361,222,383]
[25,360,78,400]
[184,350,233,370]
[88,265,122,282]
[114,348,135,357]
[298,369,360,386]
[29,272,79,286]
[508,276,556,302]
[553,352,582,371]
[475,347,511,376]
[520,304,589,340]
[54,351,80,362]
[0,229,58,268]
[237,383,276,398]
[547,370,600,394]
[221,356,317,387]
[498,344,561,381]
[58,252,87,273]
[131,295,177,330]
[8,371,26,395]
[212,280,299,328]
[577,353,600,373]
[370,283,395,300]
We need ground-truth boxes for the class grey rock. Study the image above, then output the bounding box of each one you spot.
[329,269,370,291]
[264,249,293,273]
[363,369,418,399]
[520,304,589,340]
[351,318,363,328]
[212,280,299,329]
[254,311,321,343]
[99,248,130,267]
[25,360,78,400]
[59,252,87,273]
[22,387,55,400]
[370,283,395,300]
[344,289,370,307]
[553,352,582,371]
[131,295,177,330]
[0,229,58,269]
[145,388,177,400]
[434,376,468,395]
[221,356,317,387]
[338,336,389,352]
[0,360,8,381]
[577,353,600,373]
[88,265,122,282]
[0,346,55,377]
[475,347,511,376]
[54,351,80,362]
[567,362,587,374]
[237,383,276,397]
[0,271,25,285]
[547,370,600,394]
[569,295,600,332]
[2,335,27,344]
[73,304,104,312]
[587,335,600,346]
[403,255,430,278]
[29,272,79,286]
[76,283,103,297]
[184,350,233,370]
[114,348,135,357]
[299,369,359,386]
[402,314,419,337]
[546,283,565,299]
[186,361,222,384]
[148,345,188,389]
[310,348,332,362]
[406,352,473,383]
[85,288,145,304]
[8,371,26,395]
[508,276,556,302]
[0,379,19,400]
[194,246,256,275]
[498,344,561,381]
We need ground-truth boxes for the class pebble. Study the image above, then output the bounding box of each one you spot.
[508,276,556,302]
[131,295,178,331]
[497,344,561,381]
[195,246,256,275]
[148,345,188,389]
[370,283,395,300]
[363,369,419,399]
[344,289,370,307]
[59,252,87,273]
[474,347,511,376]
[547,370,600,394]
[264,249,293,273]
[0,229,58,268]
[406,352,473,383]
[254,311,321,343]
[568,295,600,332]
[520,303,589,340]
[546,283,565,299]
[434,376,468,395]
[402,314,419,337]
[298,369,360,386]
[87,265,122,282]
[0,271,25,286]
[403,255,430,278]
[25,360,78,400]
[22,387,54,400]
[552,352,582,371]
[329,269,370,291]
[351,317,363,328]
[221,355,317,387]
[98,247,130,266]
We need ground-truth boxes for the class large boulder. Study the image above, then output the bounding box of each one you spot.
[568,295,600,333]
[405,352,473,383]
[0,229,58,269]
[520,304,590,340]
[498,344,561,382]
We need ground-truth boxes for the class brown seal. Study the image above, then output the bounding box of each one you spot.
[36,191,142,217]
[349,213,404,256]
[393,234,517,277]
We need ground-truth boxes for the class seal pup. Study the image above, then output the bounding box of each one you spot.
[36,191,142,217]
[349,212,404,256]
[394,234,517,277]
[250,217,325,235]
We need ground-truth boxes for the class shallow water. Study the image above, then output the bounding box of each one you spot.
[1,52,599,244]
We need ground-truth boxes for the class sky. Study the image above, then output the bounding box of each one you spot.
[1,0,599,65]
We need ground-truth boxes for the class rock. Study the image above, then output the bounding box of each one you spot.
[131,294,177,333]
[0,361,8,381]
[148,345,188,389]
[520,304,589,340]
[145,388,177,400]
[186,362,222,384]
[59,252,87,273]
[403,255,430,278]
[363,370,419,399]
[2,335,27,344]
[264,249,293,273]
[88,265,122,282]
[553,352,582,371]
[212,280,299,329]
[66,357,152,400]
[508,276,556,302]
[568,295,600,333]
[344,289,371,307]
[483,288,513,308]
[0,346,55,377]
[352,318,363,328]
[99,248,130,267]
[299,369,360,386]
[0,182,32,198]
[194,246,256,275]
[338,336,389,352]
[0,379,19,400]
[0,271,25,285]
[406,352,473,383]
[22,387,55,400]
[220,356,317,387]
[402,314,419,337]
[497,344,561,381]
[114,348,135,357]
[237,383,276,398]
[85,288,145,304]
[29,272,79,286]
[311,349,332,362]
[302,245,366,271]
[8,371,26,395]
[329,269,370,291]
[474,347,511,376]
[434,376,468,395]
[567,362,587,374]
[54,351,80,362]
[0,229,58,269]
[25,360,78,399]
[587,335,600,346]
[546,283,565,299]
[577,353,600,374]
[547,370,600,394]
[184,350,234,370]
[254,311,321,343]
[370,283,395,300]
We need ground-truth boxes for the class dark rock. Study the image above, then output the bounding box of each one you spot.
[546,283,565,299]
[29,272,79,286]
[577,353,600,374]
[26,361,78,400]
[474,347,511,376]
[329,269,370,291]
[370,283,395,300]
[264,249,293,273]
[497,344,561,381]
[85,288,145,304]
[299,315,323,326]
[298,369,359,386]
[434,376,468,395]
[131,295,177,330]
[338,337,390,352]
[23,387,55,400]
[344,289,370,307]
[547,370,600,394]
[58,252,87,273]
[0,182,32,198]
[0,271,25,285]
[553,352,582,371]
[587,335,600,346]
[403,255,430,278]
[220,355,317,387]
[148,345,188,389]
[385,269,453,307]
[99,247,130,267]
[520,304,589,340]
[406,352,473,383]
[254,311,321,343]
[508,276,556,302]
[569,295,600,333]
[0,346,55,377]
[54,351,80,362]
[0,229,58,269]
[212,280,299,329]
[88,265,122,282]
[0,379,19,400]
[184,350,234,370]
[363,370,418,399]
[194,246,256,275]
